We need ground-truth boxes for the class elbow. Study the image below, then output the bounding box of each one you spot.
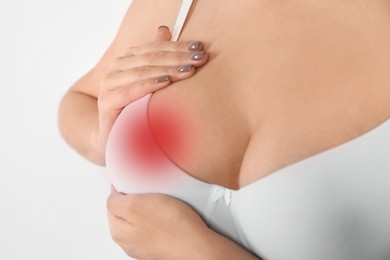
[58,91,106,167]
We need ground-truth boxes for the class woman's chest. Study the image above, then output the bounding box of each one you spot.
[148,0,390,189]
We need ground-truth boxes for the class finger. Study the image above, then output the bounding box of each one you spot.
[107,191,145,222]
[107,211,142,259]
[155,25,172,42]
[113,50,208,71]
[107,210,133,244]
[107,191,130,220]
[123,41,204,56]
[101,76,172,109]
[124,40,203,57]
[107,64,195,87]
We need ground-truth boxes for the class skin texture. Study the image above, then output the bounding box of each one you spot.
[58,0,390,258]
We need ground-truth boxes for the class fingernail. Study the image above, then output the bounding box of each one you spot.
[191,51,205,61]
[158,25,169,30]
[188,41,201,50]
[155,75,171,83]
[178,64,193,73]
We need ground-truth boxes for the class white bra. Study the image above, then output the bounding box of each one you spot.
[106,1,390,259]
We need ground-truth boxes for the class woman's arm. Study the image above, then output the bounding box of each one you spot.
[58,0,157,165]
[58,0,138,165]
[58,0,199,165]
[58,69,104,164]
[107,187,261,260]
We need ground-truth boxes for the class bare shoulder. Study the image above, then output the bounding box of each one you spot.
[71,0,182,97]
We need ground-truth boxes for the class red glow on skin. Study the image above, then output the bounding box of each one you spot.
[119,102,193,176]
[150,109,187,161]
[119,113,167,173]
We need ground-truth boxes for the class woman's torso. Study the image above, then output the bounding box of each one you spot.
[105,1,390,258]
[148,0,390,190]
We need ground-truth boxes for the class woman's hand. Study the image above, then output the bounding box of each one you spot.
[107,186,210,260]
[97,26,208,151]
[107,186,261,260]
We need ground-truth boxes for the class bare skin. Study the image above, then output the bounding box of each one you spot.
[60,0,390,188]
[150,0,390,190]
[59,0,390,258]
[58,24,208,164]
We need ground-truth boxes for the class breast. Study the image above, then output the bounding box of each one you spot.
[231,121,390,259]
[148,0,390,189]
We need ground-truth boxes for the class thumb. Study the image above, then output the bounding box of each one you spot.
[155,25,172,42]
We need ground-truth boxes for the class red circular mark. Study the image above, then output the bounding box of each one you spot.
[118,104,191,177]
[149,109,185,160]
[119,113,166,173]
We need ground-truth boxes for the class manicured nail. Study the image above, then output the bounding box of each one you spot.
[158,25,169,30]
[178,64,193,73]
[188,41,201,50]
[155,75,171,83]
[191,51,205,61]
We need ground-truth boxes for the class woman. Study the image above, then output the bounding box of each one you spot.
[59,0,390,259]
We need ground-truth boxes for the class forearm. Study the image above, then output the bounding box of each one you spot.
[58,89,105,165]
[181,226,261,260]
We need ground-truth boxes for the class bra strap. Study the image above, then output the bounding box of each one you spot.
[171,0,194,41]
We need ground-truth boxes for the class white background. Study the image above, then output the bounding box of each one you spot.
[0,0,133,259]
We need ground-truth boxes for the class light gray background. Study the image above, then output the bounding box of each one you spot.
[0,0,133,259]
